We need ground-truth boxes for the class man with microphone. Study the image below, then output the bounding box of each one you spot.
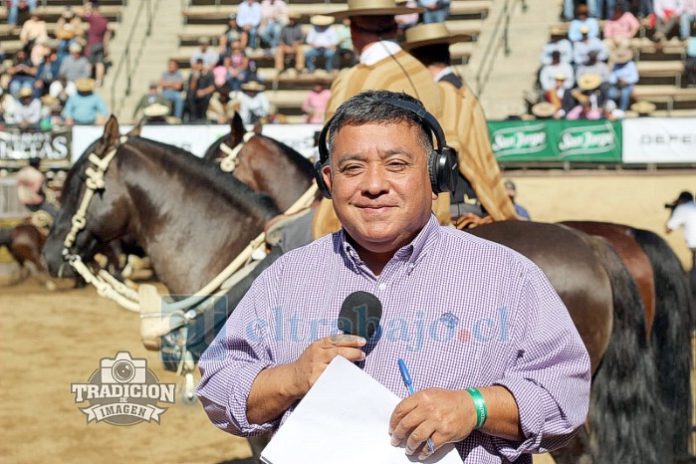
[197,90,591,463]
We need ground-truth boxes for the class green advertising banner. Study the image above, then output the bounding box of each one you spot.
[488,119,622,163]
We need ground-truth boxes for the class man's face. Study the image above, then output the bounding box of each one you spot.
[322,121,435,254]
[167,60,177,72]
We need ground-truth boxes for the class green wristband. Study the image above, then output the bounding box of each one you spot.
[466,387,488,430]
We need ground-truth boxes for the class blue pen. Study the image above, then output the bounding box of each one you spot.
[398,358,436,455]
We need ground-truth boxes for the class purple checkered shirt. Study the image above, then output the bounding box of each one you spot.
[197,214,591,463]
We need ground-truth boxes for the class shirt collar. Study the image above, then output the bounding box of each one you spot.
[359,40,402,66]
[338,213,441,273]
[434,66,454,82]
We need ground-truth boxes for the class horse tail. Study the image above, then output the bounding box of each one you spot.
[588,236,667,464]
[631,228,692,460]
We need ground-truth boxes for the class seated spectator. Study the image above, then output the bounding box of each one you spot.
[418,0,451,24]
[61,78,109,125]
[159,59,185,119]
[82,1,111,87]
[396,0,420,31]
[653,0,682,42]
[334,18,357,69]
[305,15,338,73]
[568,73,609,119]
[59,43,91,86]
[29,36,52,67]
[5,87,41,129]
[302,83,331,123]
[234,80,270,124]
[207,87,237,124]
[275,12,305,75]
[568,4,600,42]
[540,35,573,65]
[540,50,575,91]
[603,4,640,51]
[686,27,696,87]
[680,0,696,40]
[7,50,38,98]
[191,38,220,69]
[8,0,37,27]
[576,50,610,84]
[186,59,216,122]
[227,40,250,90]
[259,0,288,52]
[220,14,243,55]
[55,8,84,60]
[133,82,169,120]
[238,0,263,51]
[607,48,639,114]
[543,74,576,118]
[19,11,48,47]
[573,27,608,64]
[35,46,62,95]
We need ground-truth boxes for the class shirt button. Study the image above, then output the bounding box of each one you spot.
[378,283,387,291]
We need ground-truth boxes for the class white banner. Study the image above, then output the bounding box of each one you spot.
[622,118,696,164]
[72,124,322,163]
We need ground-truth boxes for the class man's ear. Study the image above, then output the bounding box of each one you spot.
[321,164,332,194]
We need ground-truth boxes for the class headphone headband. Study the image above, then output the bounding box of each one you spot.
[317,97,447,165]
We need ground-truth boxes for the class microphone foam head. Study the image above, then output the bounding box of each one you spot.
[338,291,383,340]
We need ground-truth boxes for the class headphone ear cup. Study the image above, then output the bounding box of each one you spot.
[430,148,458,194]
[314,161,332,199]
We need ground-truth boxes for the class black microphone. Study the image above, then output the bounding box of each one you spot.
[337,291,383,341]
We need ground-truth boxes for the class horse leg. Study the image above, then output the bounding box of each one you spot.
[631,228,692,461]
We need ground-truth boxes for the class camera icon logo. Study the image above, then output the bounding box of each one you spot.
[101,352,147,384]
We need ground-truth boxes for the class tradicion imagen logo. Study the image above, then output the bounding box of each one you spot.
[71,352,176,426]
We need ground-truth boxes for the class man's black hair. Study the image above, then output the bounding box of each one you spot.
[28,157,41,169]
[326,90,433,156]
[409,44,452,68]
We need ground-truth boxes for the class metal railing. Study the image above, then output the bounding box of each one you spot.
[109,0,156,115]
[474,0,527,97]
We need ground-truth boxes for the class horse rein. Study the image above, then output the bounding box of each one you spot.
[219,132,254,172]
[60,135,140,312]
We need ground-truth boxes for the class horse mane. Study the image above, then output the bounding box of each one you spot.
[126,137,280,221]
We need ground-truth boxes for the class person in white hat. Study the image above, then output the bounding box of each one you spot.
[5,86,41,129]
[235,81,271,125]
[312,0,451,238]
[403,22,519,223]
[607,47,638,113]
[544,73,575,118]
[572,26,608,65]
[539,50,574,91]
[568,4,599,42]
[305,15,338,73]
[58,42,91,84]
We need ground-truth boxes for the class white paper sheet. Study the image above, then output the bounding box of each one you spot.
[260,356,464,464]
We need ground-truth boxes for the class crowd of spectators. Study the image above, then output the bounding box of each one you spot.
[139,0,455,125]
[0,1,111,131]
[532,0,696,120]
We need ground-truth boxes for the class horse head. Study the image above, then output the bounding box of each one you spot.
[202,111,247,163]
[43,116,133,278]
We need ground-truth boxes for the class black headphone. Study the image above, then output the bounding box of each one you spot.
[314,97,458,199]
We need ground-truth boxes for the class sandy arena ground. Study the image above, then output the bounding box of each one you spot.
[0,172,694,464]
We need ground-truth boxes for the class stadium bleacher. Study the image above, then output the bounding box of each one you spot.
[547,19,696,114]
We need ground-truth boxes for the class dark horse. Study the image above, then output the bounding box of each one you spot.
[42,116,280,295]
[0,223,55,288]
[203,112,315,212]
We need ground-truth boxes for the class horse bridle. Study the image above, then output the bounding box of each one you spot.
[62,135,127,257]
[60,135,140,312]
[218,132,254,172]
